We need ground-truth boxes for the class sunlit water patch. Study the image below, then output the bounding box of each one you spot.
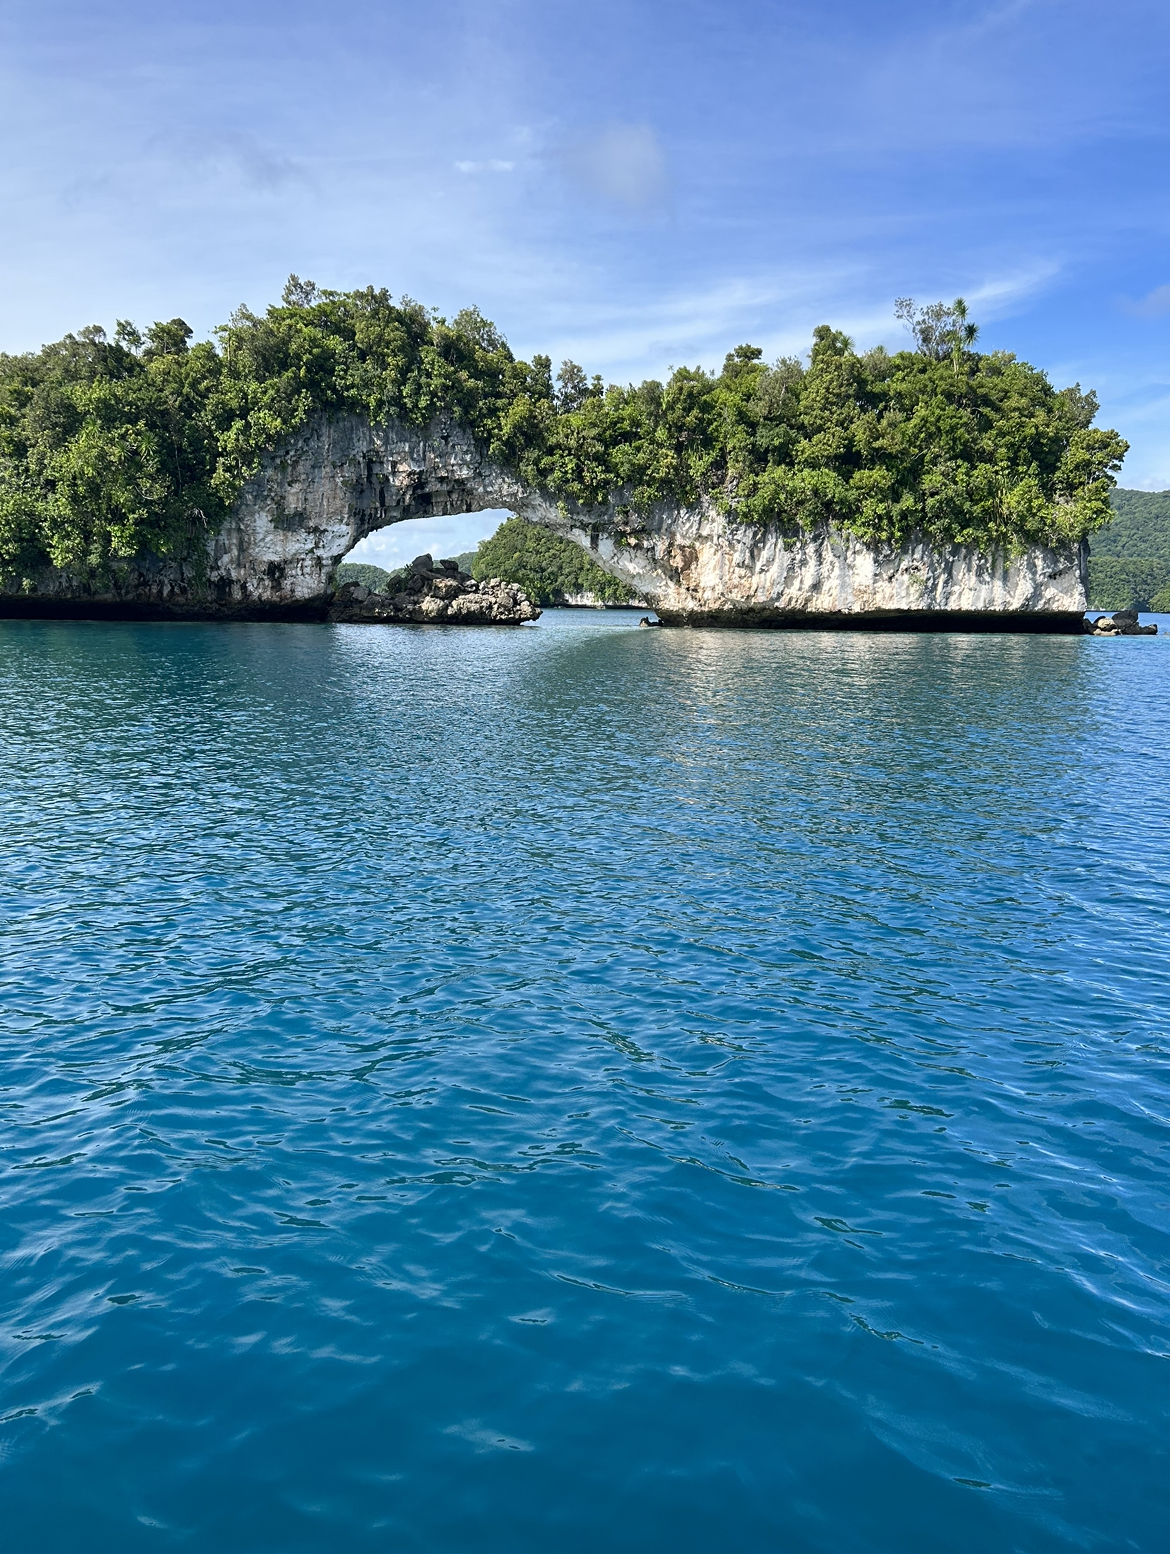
[1,612,1167,1552]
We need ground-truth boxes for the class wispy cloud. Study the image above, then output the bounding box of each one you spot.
[557,122,667,210]
[536,261,1063,385]
[200,133,311,194]
[964,263,1064,312]
[535,270,860,381]
[1120,283,1170,318]
[454,159,515,174]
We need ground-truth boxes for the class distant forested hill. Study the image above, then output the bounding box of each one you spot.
[1091,490,1170,561]
[1087,490,1170,610]
[336,562,391,590]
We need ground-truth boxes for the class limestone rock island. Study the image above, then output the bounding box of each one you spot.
[0,284,1129,632]
[328,554,539,625]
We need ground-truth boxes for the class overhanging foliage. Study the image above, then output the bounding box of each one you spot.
[0,279,1128,582]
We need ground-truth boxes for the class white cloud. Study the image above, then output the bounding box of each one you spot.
[454,159,515,173]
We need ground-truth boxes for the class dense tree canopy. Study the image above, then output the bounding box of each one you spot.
[0,319,225,576]
[0,279,1128,584]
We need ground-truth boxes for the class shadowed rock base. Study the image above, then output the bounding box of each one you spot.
[0,554,541,625]
[0,596,329,623]
[653,608,1090,633]
[0,600,1087,632]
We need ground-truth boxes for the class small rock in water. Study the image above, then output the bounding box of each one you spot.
[1086,611,1157,636]
[329,566,539,627]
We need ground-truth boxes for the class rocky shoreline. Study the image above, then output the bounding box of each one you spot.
[327,554,540,625]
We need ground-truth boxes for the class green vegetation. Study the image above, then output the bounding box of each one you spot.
[336,561,391,590]
[1086,489,1170,610]
[470,517,635,604]
[1092,488,1170,561]
[0,281,1128,586]
[0,319,227,578]
[1088,557,1170,611]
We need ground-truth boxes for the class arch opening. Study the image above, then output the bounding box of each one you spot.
[334,502,647,614]
[338,507,514,587]
[327,502,542,626]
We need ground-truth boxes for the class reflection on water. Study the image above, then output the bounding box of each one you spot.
[0,614,1167,1553]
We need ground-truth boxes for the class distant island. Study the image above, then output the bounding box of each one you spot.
[1087,490,1170,611]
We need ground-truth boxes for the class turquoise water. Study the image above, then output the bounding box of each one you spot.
[1,612,1167,1553]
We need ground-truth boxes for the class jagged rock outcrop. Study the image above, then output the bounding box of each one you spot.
[1085,609,1158,636]
[328,554,539,625]
[0,411,1090,630]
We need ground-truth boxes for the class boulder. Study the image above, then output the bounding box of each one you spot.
[328,565,539,626]
[1086,611,1158,636]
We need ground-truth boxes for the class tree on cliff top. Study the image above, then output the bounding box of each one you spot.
[0,282,1127,583]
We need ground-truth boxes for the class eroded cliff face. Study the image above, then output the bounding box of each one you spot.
[556,498,1088,627]
[210,415,530,611]
[0,412,1088,628]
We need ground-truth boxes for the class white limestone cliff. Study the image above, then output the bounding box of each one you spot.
[556,499,1087,623]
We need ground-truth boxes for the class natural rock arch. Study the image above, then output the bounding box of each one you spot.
[210,412,1089,629]
[4,410,1088,629]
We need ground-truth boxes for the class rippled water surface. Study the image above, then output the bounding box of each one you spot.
[1,612,1168,1553]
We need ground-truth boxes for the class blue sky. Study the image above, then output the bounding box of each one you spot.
[2,0,1169,563]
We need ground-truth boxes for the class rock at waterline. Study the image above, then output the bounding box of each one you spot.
[1085,610,1158,636]
[329,555,540,625]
